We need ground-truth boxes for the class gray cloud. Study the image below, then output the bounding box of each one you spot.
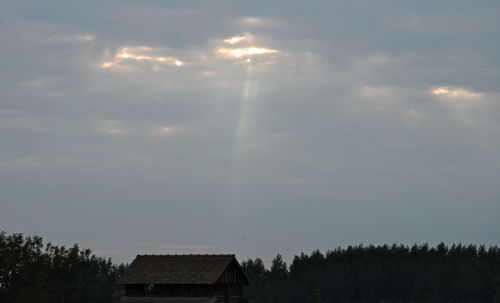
[1,0,499,264]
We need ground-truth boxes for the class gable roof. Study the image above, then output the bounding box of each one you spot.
[121,297,217,303]
[119,254,249,285]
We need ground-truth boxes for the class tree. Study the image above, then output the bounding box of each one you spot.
[241,244,500,303]
[306,289,322,303]
[268,254,288,303]
[0,231,124,303]
[241,258,267,302]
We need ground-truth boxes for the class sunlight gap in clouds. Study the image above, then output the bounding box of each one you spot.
[430,87,486,125]
[431,86,483,99]
[101,47,183,69]
[218,47,279,58]
[223,33,254,45]
[224,36,247,45]
[218,34,279,59]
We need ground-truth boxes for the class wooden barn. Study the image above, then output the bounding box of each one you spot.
[119,254,250,303]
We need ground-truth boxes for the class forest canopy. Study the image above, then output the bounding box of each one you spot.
[241,244,500,303]
[0,231,125,303]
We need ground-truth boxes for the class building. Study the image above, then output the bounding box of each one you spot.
[119,254,250,303]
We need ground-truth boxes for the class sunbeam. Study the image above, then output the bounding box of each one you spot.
[236,63,258,148]
[228,59,259,205]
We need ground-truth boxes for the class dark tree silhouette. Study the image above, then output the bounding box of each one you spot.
[2,231,500,303]
[307,289,322,303]
[0,232,126,303]
[242,244,500,303]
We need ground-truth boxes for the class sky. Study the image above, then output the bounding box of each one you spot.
[1,0,499,265]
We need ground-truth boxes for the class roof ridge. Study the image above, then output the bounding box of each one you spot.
[137,254,235,257]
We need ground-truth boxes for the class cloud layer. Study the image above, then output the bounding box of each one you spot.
[1,0,499,264]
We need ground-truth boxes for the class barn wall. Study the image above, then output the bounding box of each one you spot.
[217,261,248,284]
[154,284,214,297]
[125,284,145,297]
[215,284,242,303]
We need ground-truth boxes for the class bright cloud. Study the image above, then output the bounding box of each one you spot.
[236,17,281,27]
[217,34,280,59]
[223,33,254,45]
[243,17,262,25]
[152,126,176,135]
[101,47,184,69]
[430,87,487,124]
[431,86,483,99]
[218,47,279,58]
[105,128,125,135]
[359,86,394,97]
[224,36,247,45]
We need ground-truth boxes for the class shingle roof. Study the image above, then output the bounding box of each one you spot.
[121,297,217,303]
[119,254,237,284]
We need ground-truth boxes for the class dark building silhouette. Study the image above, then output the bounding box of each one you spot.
[119,254,250,303]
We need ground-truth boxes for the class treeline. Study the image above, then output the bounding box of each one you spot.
[241,244,500,303]
[0,232,126,303]
[2,231,500,303]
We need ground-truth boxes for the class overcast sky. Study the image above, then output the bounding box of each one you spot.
[1,0,499,265]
